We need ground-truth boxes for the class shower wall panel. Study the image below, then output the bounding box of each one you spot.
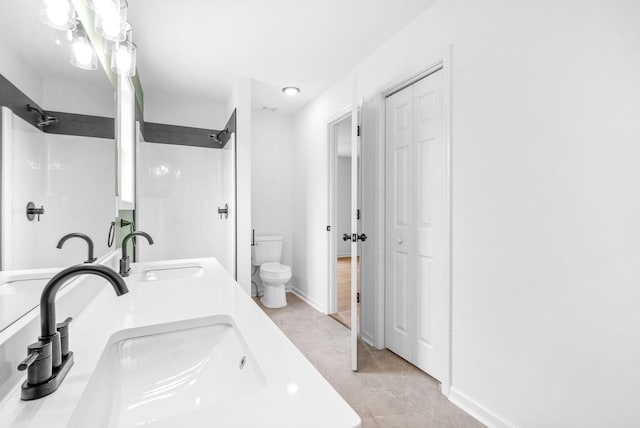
[137,141,235,276]
[1,107,115,270]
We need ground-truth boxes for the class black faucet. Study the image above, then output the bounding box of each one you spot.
[17,264,129,400]
[56,233,97,263]
[120,231,154,277]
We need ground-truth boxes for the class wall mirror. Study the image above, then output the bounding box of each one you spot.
[0,1,116,331]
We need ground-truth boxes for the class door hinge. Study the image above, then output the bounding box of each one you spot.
[356,209,360,220]
[356,292,360,303]
[326,225,331,232]
[357,125,361,137]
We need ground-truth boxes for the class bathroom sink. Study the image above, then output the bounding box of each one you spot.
[139,264,204,282]
[68,316,265,428]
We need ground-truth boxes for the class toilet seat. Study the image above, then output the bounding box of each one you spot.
[260,262,292,282]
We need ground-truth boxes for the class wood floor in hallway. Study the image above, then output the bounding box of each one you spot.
[256,293,484,428]
[330,256,359,328]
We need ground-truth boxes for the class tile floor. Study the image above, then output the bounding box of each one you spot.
[256,293,484,428]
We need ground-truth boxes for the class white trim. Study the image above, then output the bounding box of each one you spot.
[378,46,454,393]
[0,107,13,270]
[291,287,326,314]
[449,387,519,428]
[326,108,352,315]
[383,62,445,98]
[374,93,386,350]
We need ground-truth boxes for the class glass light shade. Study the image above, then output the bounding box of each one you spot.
[40,0,76,31]
[94,0,128,42]
[111,41,136,77]
[282,86,301,96]
[70,34,98,70]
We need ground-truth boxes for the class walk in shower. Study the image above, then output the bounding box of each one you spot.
[136,115,237,278]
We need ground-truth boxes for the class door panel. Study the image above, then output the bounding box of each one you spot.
[413,71,446,379]
[385,70,446,381]
[385,85,413,360]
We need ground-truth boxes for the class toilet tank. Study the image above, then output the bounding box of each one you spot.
[251,235,283,266]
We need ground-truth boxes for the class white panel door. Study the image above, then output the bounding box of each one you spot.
[412,71,446,378]
[385,85,414,360]
[385,70,446,381]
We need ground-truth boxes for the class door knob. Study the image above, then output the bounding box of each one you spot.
[397,238,403,244]
[342,233,351,242]
[357,233,367,242]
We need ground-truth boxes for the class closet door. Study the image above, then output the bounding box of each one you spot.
[385,70,446,382]
[385,85,414,361]
[412,71,446,380]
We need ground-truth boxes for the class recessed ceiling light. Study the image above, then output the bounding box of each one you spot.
[282,86,300,96]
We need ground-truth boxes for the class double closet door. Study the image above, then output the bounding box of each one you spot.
[385,69,448,381]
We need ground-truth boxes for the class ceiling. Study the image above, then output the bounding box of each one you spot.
[127,0,439,115]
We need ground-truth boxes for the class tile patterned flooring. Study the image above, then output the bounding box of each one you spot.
[256,294,484,428]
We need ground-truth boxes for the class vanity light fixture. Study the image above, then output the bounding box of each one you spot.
[40,0,76,31]
[110,31,137,77]
[70,23,98,70]
[89,0,129,42]
[282,86,301,96]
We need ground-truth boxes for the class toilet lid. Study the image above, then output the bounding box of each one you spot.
[261,262,291,274]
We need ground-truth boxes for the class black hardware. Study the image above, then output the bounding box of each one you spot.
[357,209,360,220]
[26,202,45,221]
[357,125,361,137]
[56,317,73,357]
[252,229,256,246]
[56,233,97,263]
[107,221,116,248]
[357,292,360,304]
[218,203,229,219]
[344,233,367,242]
[26,104,58,128]
[326,225,331,232]
[17,341,52,387]
[18,264,128,400]
[120,231,154,277]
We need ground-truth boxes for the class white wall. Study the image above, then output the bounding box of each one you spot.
[42,76,114,118]
[250,111,294,293]
[0,39,43,105]
[143,91,229,129]
[2,109,115,270]
[336,156,351,256]
[291,0,640,426]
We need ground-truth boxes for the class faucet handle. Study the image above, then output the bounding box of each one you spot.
[56,317,73,358]
[17,341,52,385]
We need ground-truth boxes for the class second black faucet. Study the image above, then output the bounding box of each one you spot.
[120,231,154,277]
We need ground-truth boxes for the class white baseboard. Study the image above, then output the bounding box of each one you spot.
[291,286,326,313]
[449,388,519,428]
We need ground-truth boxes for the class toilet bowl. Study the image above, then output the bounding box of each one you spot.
[259,262,292,308]
[251,235,292,309]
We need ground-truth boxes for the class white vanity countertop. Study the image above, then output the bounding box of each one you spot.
[0,258,361,428]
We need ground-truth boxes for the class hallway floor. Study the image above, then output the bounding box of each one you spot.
[329,256,359,328]
[256,293,484,428]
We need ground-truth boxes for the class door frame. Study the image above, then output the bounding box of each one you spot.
[378,46,453,395]
[326,106,353,315]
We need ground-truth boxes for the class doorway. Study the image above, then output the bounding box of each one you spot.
[327,113,361,329]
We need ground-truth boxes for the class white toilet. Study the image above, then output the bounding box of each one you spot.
[251,235,292,308]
